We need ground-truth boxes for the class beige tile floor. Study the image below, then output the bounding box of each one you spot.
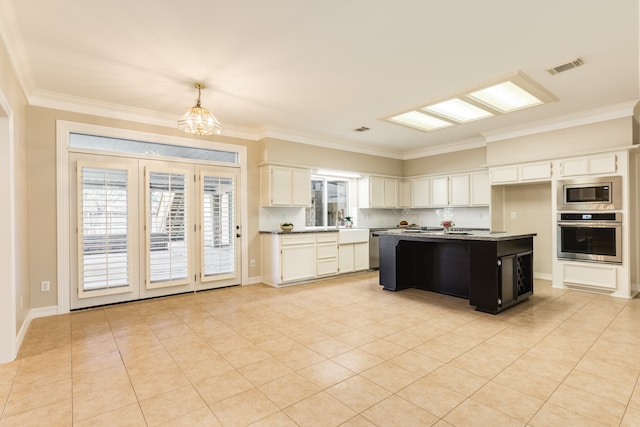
[1,272,640,426]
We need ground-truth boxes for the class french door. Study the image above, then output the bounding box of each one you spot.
[70,154,240,309]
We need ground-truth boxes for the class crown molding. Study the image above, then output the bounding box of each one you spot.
[401,137,487,160]
[482,101,638,143]
[259,129,406,160]
[29,89,260,141]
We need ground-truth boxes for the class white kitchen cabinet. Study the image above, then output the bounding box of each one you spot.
[489,166,519,184]
[430,176,449,206]
[369,176,385,207]
[449,173,470,206]
[562,262,617,291]
[398,180,411,207]
[489,161,552,185]
[260,165,311,207]
[316,233,338,277]
[559,154,617,177]
[354,242,369,271]
[411,177,430,207]
[338,229,369,273]
[262,231,354,286]
[338,244,355,273]
[384,178,399,207]
[339,242,369,273]
[470,171,490,205]
[280,234,316,283]
[358,176,399,208]
[520,162,552,181]
[292,167,311,206]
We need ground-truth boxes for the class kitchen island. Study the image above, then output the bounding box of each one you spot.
[376,230,536,313]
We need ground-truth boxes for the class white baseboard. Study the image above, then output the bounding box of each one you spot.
[245,276,263,285]
[15,313,31,357]
[14,306,60,358]
[534,272,552,281]
[31,306,59,319]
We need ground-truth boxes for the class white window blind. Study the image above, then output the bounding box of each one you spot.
[80,167,129,293]
[148,171,188,285]
[202,175,235,278]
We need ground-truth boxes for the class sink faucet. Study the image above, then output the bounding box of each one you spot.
[336,208,344,228]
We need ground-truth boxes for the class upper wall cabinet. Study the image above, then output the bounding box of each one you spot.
[398,180,411,208]
[430,176,450,206]
[430,173,472,207]
[490,161,552,185]
[358,176,398,208]
[260,165,311,207]
[449,174,470,206]
[470,171,490,206]
[411,177,430,208]
[559,153,617,177]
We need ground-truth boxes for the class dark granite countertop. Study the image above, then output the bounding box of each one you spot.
[259,228,343,235]
[375,229,535,241]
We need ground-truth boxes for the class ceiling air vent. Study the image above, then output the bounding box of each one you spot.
[547,58,584,75]
[353,126,370,132]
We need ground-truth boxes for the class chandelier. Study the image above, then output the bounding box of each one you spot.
[177,83,222,136]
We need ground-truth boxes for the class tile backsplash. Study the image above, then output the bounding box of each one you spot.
[357,207,490,229]
[259,206,491,231]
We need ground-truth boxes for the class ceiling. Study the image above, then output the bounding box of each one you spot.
[1,0,638,158]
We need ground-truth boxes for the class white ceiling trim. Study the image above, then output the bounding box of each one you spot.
[402,137,487,160]
[29,89,260,141]
[30,87,639,161]
[260,129,406,160]
[482,101,638,143]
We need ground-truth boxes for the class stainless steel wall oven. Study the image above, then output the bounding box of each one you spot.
[557,212,622,264]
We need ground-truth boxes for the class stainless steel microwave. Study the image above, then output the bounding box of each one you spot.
[557,176,622,211]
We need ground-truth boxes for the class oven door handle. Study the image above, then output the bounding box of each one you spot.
[557,221,622,227]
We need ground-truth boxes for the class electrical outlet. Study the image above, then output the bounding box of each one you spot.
[40,280,50,292]
[510,211,517,219]
[250,259,256,267]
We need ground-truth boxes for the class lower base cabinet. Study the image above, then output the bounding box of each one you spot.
[339,242,369,274]
[470,239,534,314]
[378,233,535,314]
[261,232,342,286]
[498,251,533,311]
[281,243,316,282]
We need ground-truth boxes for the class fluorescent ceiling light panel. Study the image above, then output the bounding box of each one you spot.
[423,98,494,122]
[468,81,542,112]
[388,111,453,131]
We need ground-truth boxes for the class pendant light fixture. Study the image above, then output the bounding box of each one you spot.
[177,83,222,136]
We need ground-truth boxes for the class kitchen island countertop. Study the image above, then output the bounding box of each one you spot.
[375,229,534,242]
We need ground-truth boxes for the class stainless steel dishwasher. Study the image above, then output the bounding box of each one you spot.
[369,230,380,269]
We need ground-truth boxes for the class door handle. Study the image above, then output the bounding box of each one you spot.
[236,233,241,238]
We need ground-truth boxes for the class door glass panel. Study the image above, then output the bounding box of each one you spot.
[202,175,235,277]
[79,166,129,294]
[148,171,188,284]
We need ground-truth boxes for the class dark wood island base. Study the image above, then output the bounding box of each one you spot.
[377,230,536,314]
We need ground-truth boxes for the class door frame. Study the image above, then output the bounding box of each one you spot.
[56,120,248,313]
[0,91,16,363]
